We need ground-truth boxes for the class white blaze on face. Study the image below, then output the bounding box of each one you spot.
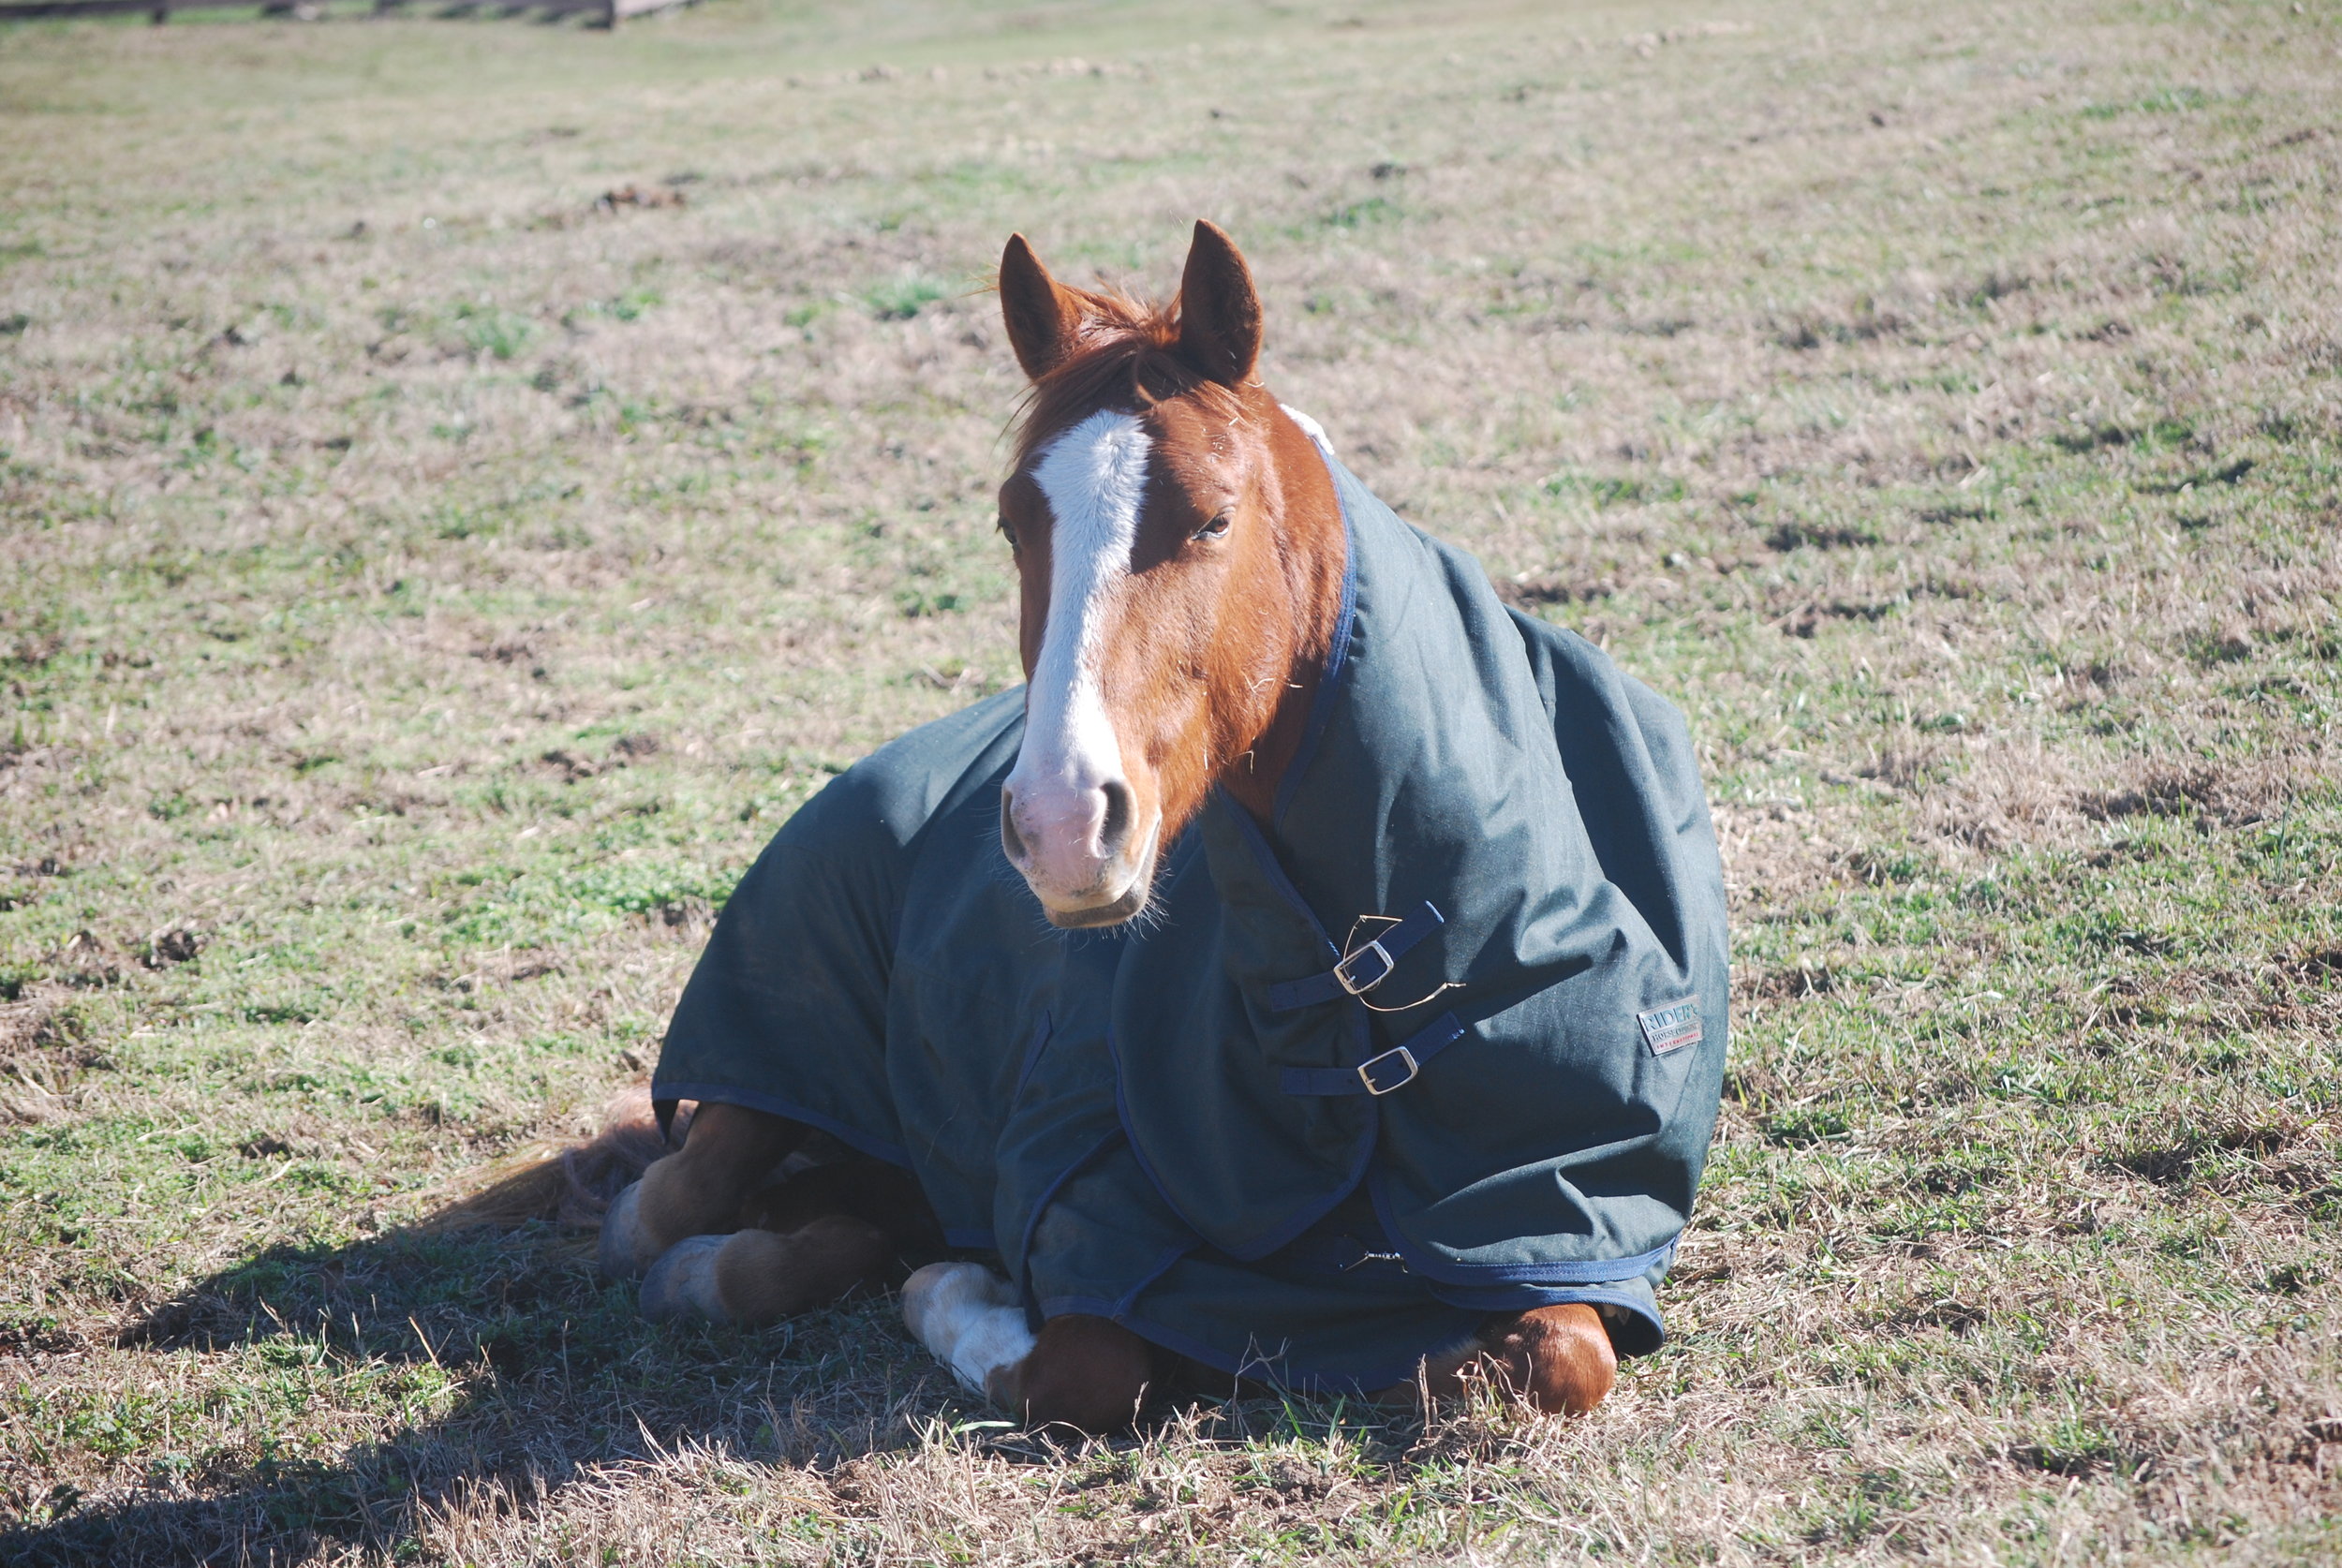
[1006,408,1151,889]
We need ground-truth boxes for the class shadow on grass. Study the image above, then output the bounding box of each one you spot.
[1,1211,962,1566]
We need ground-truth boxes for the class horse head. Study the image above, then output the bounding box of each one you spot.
[992,222,1347,928]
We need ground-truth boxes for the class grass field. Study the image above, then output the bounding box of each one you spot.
[2,0,2338,1561]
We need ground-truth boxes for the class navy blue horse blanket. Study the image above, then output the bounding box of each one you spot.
[653,454,1729,1390]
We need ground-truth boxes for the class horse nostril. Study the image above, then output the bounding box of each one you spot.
[999,791,1029,867]
[1097,780,1132,860]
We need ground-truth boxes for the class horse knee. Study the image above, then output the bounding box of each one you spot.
[643,1216,890,1325]
[674,1102,804,1196]
[997,1315,1153,1435]
[1476,1303,1616,1416]
[600,1103,804,1278]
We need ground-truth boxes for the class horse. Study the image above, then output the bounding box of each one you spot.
[587,221,1729,1434]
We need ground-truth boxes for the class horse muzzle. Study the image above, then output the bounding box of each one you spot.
[1000,782,1159,927]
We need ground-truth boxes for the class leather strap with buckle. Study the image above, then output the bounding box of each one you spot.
[1278,1012,1466,1097]
[1267,901,1445,1012]
[1333,938,1396,995]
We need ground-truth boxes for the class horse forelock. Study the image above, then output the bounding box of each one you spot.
[1008,287,1243,470]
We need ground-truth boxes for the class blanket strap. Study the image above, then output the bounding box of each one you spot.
[1266,900,1445,1011]
[1278,1012,1466,1097]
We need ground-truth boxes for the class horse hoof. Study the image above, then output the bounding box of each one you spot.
[598,1180,660,1280]
[640,1235,730,1324]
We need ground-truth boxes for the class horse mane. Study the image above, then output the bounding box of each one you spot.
[1009,285,1244,467]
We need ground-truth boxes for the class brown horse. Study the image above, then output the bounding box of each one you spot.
[592,223,1617,1433]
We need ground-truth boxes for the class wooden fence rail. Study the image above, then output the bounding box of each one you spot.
[0,0,696,24]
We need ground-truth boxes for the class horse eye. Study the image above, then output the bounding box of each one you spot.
[1193,511,1232,542]
[997,516,1018,551]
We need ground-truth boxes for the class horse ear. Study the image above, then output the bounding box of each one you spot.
[999,233,1083,381]
[1175,220,1262,386]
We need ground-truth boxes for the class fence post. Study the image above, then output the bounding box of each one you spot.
[602,0,619,26]
[150,0,168,20]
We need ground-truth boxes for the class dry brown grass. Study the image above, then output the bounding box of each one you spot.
[2,0,2339,1561]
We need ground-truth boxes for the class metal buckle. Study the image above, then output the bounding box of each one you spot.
[1333,939,1394,996]
[1355,1045,1418,1096]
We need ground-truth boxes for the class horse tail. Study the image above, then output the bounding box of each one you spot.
[410,1085,695,1232]
[556,1086,696,1228]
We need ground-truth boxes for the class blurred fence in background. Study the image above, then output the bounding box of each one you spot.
[0,0,695,25]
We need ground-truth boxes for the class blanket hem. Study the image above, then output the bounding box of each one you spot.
[649,1077,912,1169]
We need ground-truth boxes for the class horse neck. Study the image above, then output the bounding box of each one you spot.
[1215,411,1347,826]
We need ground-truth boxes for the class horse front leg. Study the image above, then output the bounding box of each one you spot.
[1416,1303,1616,1416]
[598,1102,805,1279]
[901,1263,1153,1434]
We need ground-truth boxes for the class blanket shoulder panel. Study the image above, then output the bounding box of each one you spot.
[1110,464,1729,1277]
[656,688,1050,1238]
[1374,555,1730,1278]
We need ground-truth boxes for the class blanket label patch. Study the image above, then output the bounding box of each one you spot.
[1638,1000,1703,1056]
